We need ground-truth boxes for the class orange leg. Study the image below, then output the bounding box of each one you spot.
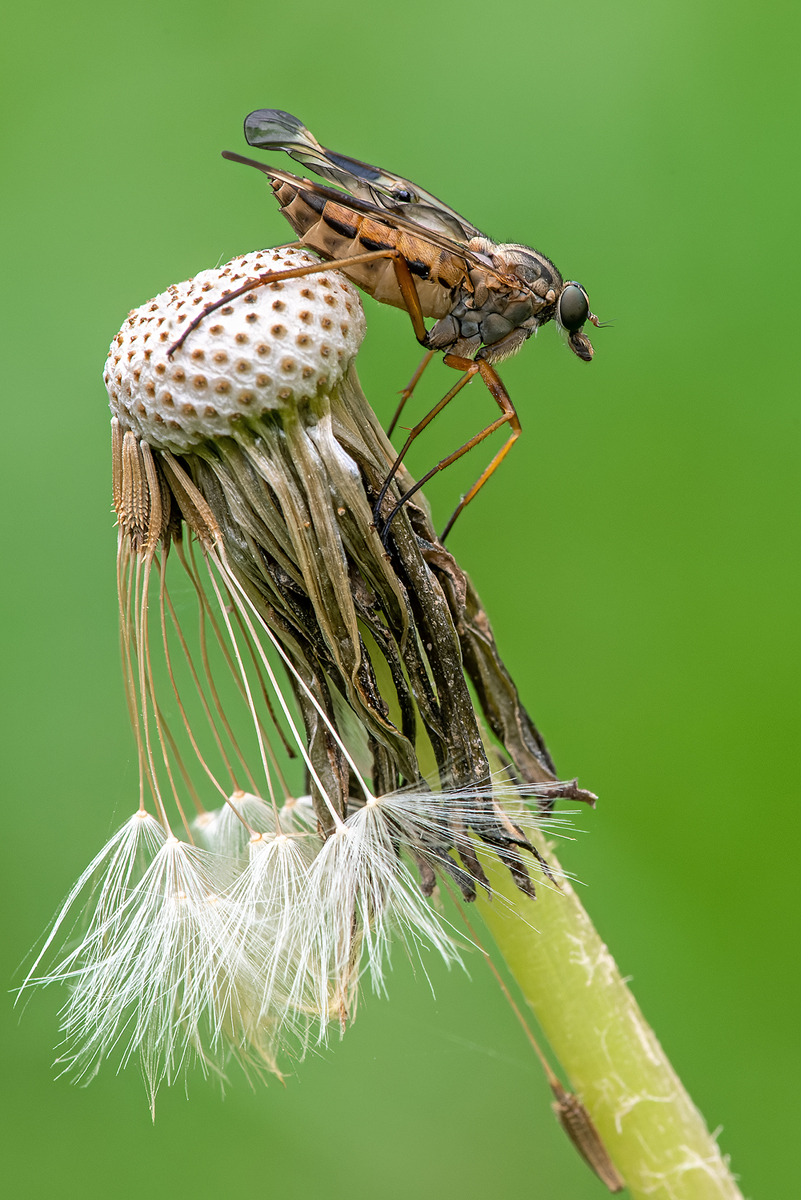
[381,255,438,433]
[373,362,478,527]
[390,253,429,345]
[387,350,437,437]
[167,247,420,357]
[379,354,522,544]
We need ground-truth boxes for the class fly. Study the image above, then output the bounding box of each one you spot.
[170,110,601,542]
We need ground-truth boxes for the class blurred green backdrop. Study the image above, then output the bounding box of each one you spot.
[1,1,798,1196]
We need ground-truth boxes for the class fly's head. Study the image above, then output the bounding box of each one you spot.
[555,282,599,363]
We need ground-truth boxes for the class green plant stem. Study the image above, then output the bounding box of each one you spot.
[476,833,743,1199]
[364,621,741,1197]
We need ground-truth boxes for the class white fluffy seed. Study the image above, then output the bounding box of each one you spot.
[104,248,366,452]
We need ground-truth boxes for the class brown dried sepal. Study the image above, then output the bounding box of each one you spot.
[112,418,171,554]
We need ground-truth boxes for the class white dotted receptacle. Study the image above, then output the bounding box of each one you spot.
[104,247,366,452]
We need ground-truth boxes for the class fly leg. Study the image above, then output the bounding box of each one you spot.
[379,354,521,544]
[439,357,522,542]
[387,350,437,437]
[167,248,407,357]
[384,253,438,433]
[372,364,479,533]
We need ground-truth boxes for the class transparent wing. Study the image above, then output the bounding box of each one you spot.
[243,109,482,245]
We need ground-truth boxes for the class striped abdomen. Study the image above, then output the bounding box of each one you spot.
[271,179,469,320]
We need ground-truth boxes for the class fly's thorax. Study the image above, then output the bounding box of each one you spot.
[427,268,545,356]
[425,238,568,357]
[104,248,366,454]
[464,238,596,362]
[494,240,561,278]
[467,238,561,295]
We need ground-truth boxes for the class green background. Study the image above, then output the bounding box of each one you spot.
[1,1,798,1196]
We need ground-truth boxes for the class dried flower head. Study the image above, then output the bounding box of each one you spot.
[22,247,593,1107]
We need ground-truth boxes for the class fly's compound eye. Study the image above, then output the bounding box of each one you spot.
[558,283,590,332]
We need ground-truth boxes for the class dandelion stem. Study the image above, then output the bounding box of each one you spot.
[366,631,740,1196]
[475,833,743,1199]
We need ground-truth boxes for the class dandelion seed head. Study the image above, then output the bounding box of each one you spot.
[106,249,366,453]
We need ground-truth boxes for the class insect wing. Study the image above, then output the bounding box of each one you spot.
[222,151,494,279]
[243,110,351,190]
[244,109,481,245]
